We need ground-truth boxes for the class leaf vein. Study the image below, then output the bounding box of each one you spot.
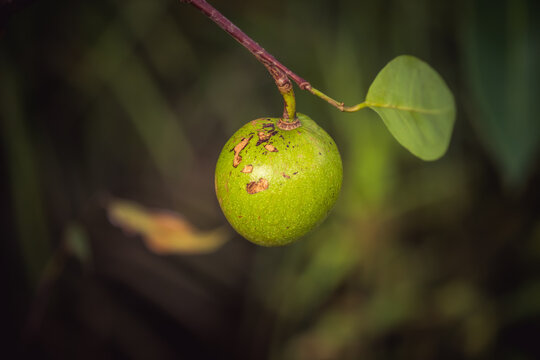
[366,101,452,115]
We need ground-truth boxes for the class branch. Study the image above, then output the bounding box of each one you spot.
[180,0,366,114]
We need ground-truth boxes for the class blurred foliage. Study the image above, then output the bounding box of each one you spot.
[1,0,539,359]
[461,0,540,187]
[108,198,229,254]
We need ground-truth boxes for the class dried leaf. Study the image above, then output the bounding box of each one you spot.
[108,199,229,254]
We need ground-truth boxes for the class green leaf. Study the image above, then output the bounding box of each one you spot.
[366,55,456,161]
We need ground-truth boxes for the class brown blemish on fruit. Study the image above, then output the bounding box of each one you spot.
[257,131,271,142]
[264,144,278,152]
[241,165,253,173]
[232,135,252,167]
[256,126,278,146]
[282,173,290,179]
[247,178,269,194]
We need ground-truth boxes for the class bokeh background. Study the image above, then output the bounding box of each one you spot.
[1,0,539,359]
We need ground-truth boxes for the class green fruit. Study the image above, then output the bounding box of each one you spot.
[215,113,343,246]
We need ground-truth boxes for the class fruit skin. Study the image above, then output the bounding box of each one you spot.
[215,113,343,246]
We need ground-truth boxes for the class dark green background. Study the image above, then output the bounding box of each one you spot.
[1,0,539,359]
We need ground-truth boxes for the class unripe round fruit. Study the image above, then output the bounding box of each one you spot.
[215,113,343,246]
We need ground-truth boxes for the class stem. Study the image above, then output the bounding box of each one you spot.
[181,0,364,115]
[181,0,298,120]
[266,61,297,120]
[307,87,369,112]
